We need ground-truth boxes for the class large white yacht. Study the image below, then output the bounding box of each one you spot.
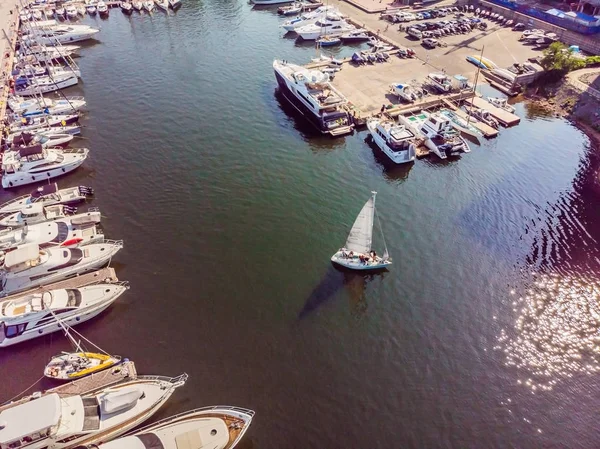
[93,406,255,449]
[366,117,416,164]
[0,203,80,227]
[0,241,123,295]
[295,17,355,40]
[281,7,340,32]
[0,211,103,251]
[0,183,94,214]
[8,95,86,116]
[0,374,188,448]
[1,145,89,189]
[0,282,127,346]
[15,72,79,96]
[24,24,100,44]
[273,60,353,136]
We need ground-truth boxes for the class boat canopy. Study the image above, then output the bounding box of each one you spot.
[99,387,143,415]
[20,203,45,216]
[32,183,58,198]
[12,133,34,146]
[4,244,40,269]
[0,393,61,445]
[18,145,43,158]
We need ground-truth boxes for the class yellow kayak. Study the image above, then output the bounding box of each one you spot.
[44,352,122,380]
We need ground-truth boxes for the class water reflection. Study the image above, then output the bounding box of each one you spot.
[364,136,414,183]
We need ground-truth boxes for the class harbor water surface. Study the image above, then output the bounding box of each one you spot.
[2,2,600,448]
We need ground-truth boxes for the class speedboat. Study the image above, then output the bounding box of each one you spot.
[0,203,80,227]
[143,1,155,11]
[24,24,100,44]
[486,96,516,113]
[280,6,339,32]
[0,373,187,447]
[427,72,452,93]
[331,192,392,270]
[169,0,182,8]
[9,113,79,133]
[0,241,123,295]
[155,0,169,10]
[14,72,79,96]
[273,60,353,136]
[399,111,470,160]
[0,283,127,346]
[87,4,97,14]
[1,145,89,189]
[366,117,416,164]
[120,1,133,13]
[7,131,74,149]
[0,211,103,252]
[8,95,86,116]
[0,183,93,214]
[389,83,418,103]
[340,28,370,42]
[66,5,78,18]
[93,406,255,449]
[296,17,354,40]
[467,106,499,129]
[132,0,143,10]
[97,1,109,15]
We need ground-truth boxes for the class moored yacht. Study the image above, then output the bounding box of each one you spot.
[252,0,293,5]
[9,113,79,134]
[366,117,417,164]
[169,0,182,9]
[14,72,79,96]
[143,0,155,11]
[296,17,354,40]
[1,145,89,189]
[98,1,109,15]
[66,5,78,18]
[93,406,255,449]
[0,183,93,214]
[280,6,339,32]
[389,83,418,102]
[0,241,123,295]
[86,4,98,15]
[132,1,143,10]
[8,95,86,116]
[273,60,353,136]
[7,131,74,149]
[120,1,134,13]
[0,203,79,227]
[24,24,100,44]
[0,211,103,252]
[0,283,128,347]
[155,0,169,10]
[0,373,188,448]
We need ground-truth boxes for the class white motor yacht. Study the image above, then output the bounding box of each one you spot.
[9,113,79,133]
[0,203,81,228]
[25,24,100,44]
[15,72,79,96]
[389,83,418,103]
[273,60,353,136]
[486,96,516,113]
[8,131,74,149]
[66,5,78,18]
[280,6,339,32]
[0,211,103,252]
[143,1,155,11]
[0,241,123,295]
[427,72,452,93]
[331,192,392,271]
[169,0,182,9]
[366,117,416,164]
[0,283,127,346]
[132,1,144,11]
[296,17,354,40]
[9,95,86,116]
[18,47,78,64]
[120,1,134,13]
[0,183,94,214]
[98,1,109,14]
[0,373,188,448]
[95,406,255,449]
[1,145,89,189]
[87,4,98,14]
[55,7,66,17]
[399,111,470,160]
[155,0,169,10]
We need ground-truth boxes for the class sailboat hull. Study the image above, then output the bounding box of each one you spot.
[331,251,392,271]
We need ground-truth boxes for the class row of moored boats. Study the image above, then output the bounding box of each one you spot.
[21,0,182,19]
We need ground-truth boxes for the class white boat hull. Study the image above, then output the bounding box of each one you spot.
[16,75,79,97]
[2,149,89,188]
[331,251,392,271]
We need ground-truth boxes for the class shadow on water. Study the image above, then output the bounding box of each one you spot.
[364,135,414,183]
[298,265,387,319]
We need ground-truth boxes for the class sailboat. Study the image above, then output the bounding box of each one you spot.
[44,310,122,380]
[331,191,392,270]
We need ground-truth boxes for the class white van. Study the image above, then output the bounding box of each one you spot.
[407,27,423,39]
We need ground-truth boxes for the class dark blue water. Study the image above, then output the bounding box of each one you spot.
[1,3,600,448]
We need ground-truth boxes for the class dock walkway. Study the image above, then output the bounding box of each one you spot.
[0,0,19,132]
[0,361,137,412]
[465,96,520,127]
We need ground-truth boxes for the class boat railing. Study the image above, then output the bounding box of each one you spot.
[61,148,88,155]
[136,373,189,386]
[65,96,85,102]
[103,239,124,247]
[124,404,255,435]
[0,195,31,211]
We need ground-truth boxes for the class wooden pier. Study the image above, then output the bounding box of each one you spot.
[0,267,119,302]
[0,14,20,133]
[465,96,521,127]
[0,361,137,412]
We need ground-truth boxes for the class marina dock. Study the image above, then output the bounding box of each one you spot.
[0,7,19,130]
[465,96,521,127]
[0,361,137,411]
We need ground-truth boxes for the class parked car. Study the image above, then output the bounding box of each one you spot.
[407,26,423,39]
[513,22,525,30]
[422,11,431,19]
[422,37,439,48]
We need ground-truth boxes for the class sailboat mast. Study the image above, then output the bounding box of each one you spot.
[467,45,484,127]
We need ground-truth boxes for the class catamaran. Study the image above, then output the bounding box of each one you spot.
[331,192,392,270]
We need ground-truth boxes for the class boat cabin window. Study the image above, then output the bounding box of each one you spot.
[66,289,82,307]
[5,323,27,338]
[50,222,69,243]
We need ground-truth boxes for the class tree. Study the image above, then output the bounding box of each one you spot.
[540,42,586,75]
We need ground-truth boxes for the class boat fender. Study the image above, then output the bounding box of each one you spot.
[8,182,12,187]
[62,168,66,172]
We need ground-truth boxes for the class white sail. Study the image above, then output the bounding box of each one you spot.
[345,192,376,254]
